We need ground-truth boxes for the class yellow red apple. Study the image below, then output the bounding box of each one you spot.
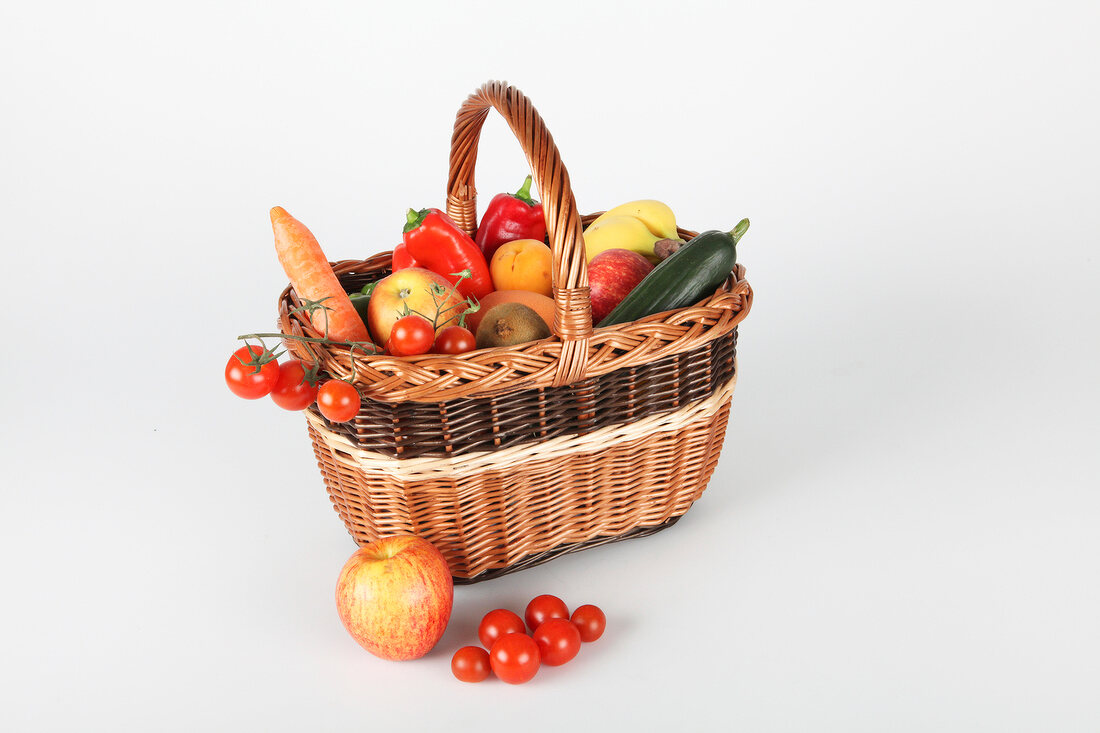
[588,248,655,324]
[367,267,466,345]
[335,535,453,661]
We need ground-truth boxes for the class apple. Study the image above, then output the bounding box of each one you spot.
[335,535,453,661]
[588,248,654,325]
[367,267,466,345]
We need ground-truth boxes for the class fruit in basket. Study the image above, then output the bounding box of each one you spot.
[317,380,360,423]
[465,290,554,335]
[475,303,551,349]
[433,325,477,354]
[475,175,548,262]
[391,241,421,270]
[270,206,371,343]
[403,208,494,300]
[587,249,655,325]
[583,214,662,263]
[598,221,749,328]
[335,535,454,661]
[366,267,466,345]
[593,200,680,241]
[489,238,553,296]
[387,315,435,356]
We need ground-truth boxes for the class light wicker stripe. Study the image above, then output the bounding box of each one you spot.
[308,375,737,580]
[307,373,736,481]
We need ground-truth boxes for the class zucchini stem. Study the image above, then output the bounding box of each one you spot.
[729,218,750,244]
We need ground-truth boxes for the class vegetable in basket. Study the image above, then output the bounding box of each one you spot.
[270,206,372,343]
[391,241,422,270]
[475,175,548,262]
[597,219,749,327]
[402,208,493,300]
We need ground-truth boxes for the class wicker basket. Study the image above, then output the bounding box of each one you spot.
[278,81,753,583]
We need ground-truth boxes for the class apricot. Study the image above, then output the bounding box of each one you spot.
[490,239,553,296]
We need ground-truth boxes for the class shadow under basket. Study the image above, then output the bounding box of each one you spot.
[278,80,753,583]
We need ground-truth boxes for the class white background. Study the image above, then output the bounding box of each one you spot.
[2,1,1098,730]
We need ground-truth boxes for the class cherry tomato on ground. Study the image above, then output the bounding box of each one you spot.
[478,608,527,649]
[489,632,540,684]
[433,325,476,354]
[387,315,435,356]
[317,380,359,423]
[225,345,280,399]
[532,618,581,666]
[525,594,569,633]
[269,360,318,410]
[570,604,606,642]
[451,646,491,683]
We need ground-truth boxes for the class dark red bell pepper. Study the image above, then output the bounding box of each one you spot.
[402,208,494,300]
[475,175,547,262]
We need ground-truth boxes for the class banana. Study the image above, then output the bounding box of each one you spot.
[592,200,679,240]
[583,215,661,262]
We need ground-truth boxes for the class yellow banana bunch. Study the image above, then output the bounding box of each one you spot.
[583,200,679,262]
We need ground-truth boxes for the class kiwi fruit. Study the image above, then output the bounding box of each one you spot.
[475,303,552,349]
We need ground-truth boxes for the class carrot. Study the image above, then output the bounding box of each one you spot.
[270,206,371,343]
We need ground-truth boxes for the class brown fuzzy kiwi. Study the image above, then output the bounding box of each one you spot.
[475,303,552,349]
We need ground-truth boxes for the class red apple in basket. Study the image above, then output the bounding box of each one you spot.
[335,535,454,661]
[588,249,655,325]
[366,267,466,345]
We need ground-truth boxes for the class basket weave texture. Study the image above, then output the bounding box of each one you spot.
[278,81,753,582]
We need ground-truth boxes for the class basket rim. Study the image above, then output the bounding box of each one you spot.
[276,222,751,404]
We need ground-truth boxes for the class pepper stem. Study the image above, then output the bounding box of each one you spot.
[403,207,430,234]
[513,175,537,205]
[729,218,750,244]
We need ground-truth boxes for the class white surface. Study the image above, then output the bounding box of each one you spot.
[2,1,1098,730]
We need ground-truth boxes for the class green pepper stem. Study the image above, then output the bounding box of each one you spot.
[403,208,430,234]
[729,218,750,244]
[513,175,537,205]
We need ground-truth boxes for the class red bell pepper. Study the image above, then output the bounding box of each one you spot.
[391,241,421,271]
[402,208,494,300]
[475,175,548,262]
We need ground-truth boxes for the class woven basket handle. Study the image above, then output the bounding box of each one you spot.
[447,81,591,388]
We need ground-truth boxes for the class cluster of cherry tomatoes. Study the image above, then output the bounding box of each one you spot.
[387,315,475,356]
[451,595,606,684]
[225,314,478,424]
[223,345,361,423]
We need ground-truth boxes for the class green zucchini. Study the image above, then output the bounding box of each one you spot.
[597,219,748,327]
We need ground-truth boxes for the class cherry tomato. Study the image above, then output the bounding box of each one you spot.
[225,345,280,399]
[451,646,491,683]
[478,608,526,649]
[269,360,318,410]
[387,315,435,356]
[570,604,606,642]
[433,325,476,354]
[532,618,581,666]
[317,380,359,423]
[525,594,569,632]
[489,632,540,684]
